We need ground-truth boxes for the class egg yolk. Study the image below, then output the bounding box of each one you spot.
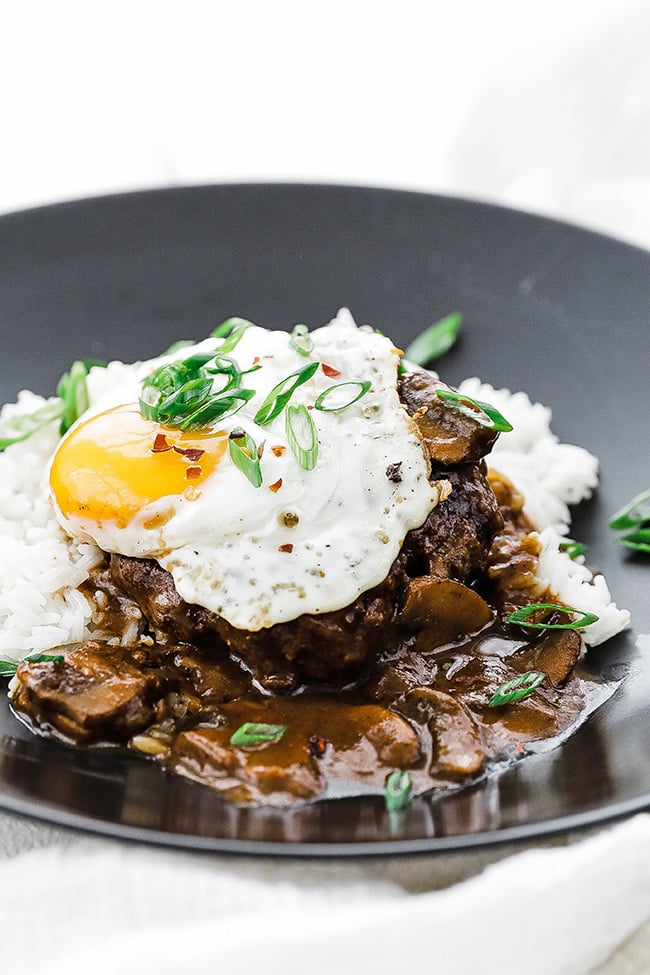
[50,404,228,528]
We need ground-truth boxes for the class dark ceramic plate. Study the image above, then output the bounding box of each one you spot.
[0,184,648,855]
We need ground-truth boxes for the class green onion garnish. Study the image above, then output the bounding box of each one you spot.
[285,404,318,470]
[56,359,107,435]
[0,653,66,678]
[289,323,314,357]
[404,312,462,366]
[155,377,214,424]
[211,317,256,354]
[228,429,263,488]
[0,356,108,451]
[385,770,412,812]
[204,354,243,391]
[140,357,209,420]
[178,389,256,431]
[163,340,195,354]
[505,603,599,630]
[609,489,650,531]
[254,361,319,426]
[0,402,64,451]
[229,722,287,747]
[488,671,546,708]
[617,528,650,553]
[559,538,587,559]
[140,349,256,431]
[435,389,513,433]
[314,381,372,413]
[25,652,65,664]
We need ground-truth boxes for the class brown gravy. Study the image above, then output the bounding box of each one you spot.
[10,612,595,807]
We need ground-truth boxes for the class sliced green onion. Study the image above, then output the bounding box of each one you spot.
[435,389,513,433]
[0,402,63,451]
[163,340,194,354]
[25,652,65,664]
[617,528,650,553]
[0,357,108,451]
[254,361,319,426]
[228,429,263,487]
[140,361,198,419]
[314,381,372,413]
[203,354,242,393]
[559,538,587,559]
[404,312,462,366]
[139,387,161,421]
[488,671,546,708]
[505,603,599,630]
[211,317,256,353]
[211,316,255,338]
[140,345,257,431]
[385,770,412,812]
[285,404,318,470]
[155,377,214,424]
[0,652,65,678]
[609,489,650,531]
[56,360,94,435]
[229,722,287,747]
[179,389,256,431]
[289,323,314,357]
[178,352,220,374]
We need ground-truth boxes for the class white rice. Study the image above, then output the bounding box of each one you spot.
[0,325,630,663]
[459,377,630,645]
[0,392,104,659]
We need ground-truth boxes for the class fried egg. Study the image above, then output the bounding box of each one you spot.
[49,310,442,630]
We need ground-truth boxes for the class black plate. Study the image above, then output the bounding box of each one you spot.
[0,184,648,856]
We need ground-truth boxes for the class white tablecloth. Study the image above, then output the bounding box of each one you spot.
[1,2,649,972]
[2,811,650,974]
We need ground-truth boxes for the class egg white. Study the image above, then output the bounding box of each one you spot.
[51,310,442,630]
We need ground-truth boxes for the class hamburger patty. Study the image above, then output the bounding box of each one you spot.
[103,371,502,690]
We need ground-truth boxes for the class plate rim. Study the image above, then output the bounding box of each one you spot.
[1,179,648,261]
[0,181,648,856]
[1,780,648,858]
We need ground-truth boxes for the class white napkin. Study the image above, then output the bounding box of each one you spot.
[2,813,650,975]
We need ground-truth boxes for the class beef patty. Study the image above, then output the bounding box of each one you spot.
[100,371,503,690]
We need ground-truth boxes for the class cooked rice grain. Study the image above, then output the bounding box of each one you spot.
[0,394,104,659]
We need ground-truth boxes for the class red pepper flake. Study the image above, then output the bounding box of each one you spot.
[271,445,286,457]
[152,434,171,453]
[321,363,341,378]
[308,735,328,758]
[269,478,283,493]
[185,466,202,480]
[173,446,205,462]
[278,543,294,553]
[515,741,526,755]
[252,356,261,365]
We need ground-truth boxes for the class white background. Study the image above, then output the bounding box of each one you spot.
[2,0,650,248]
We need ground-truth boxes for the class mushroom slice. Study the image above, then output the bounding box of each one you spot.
[401,577,493,648]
